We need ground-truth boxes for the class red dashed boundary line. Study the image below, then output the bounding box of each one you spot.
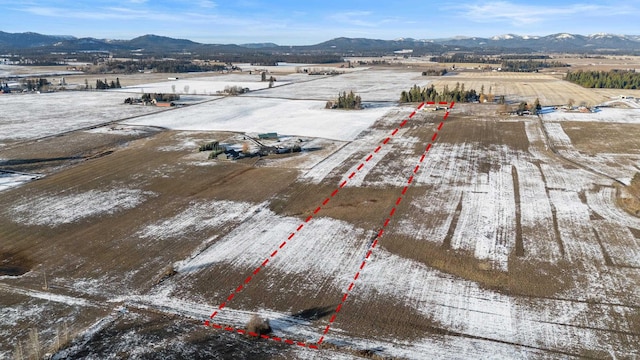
[202,101,452,349]
[317,101,454,345]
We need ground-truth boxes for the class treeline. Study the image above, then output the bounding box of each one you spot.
[501,54,551,60]
[400,84,480,103]
[326,91,362,109]
[95,78,121,89]
[141,93,180,102]
[501,60,569,72]
[565,69,640,89]
[422,69,448,76]
[430,54,554,63]
[205,54,344,65]
[84,60,227,74]
[429,54,568,72]
[20,78,50,91]
[430,54,501,64]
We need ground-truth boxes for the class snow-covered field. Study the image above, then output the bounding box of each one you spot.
[125,96,392,141]
[110,73,292,96]
[0,92,164,143]
[542,107,640,123]
[247,69,427,101]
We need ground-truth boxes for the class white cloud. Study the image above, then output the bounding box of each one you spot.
[197,0,216,8]
[458,1,633,26]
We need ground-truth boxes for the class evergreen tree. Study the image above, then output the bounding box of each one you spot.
[517,102,528,114]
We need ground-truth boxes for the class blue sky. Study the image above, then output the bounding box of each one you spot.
[1,0,639,45]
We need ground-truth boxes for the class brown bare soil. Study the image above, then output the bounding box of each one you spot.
[382,234,574,298]
[270,184,401,229]
[561,122,640,155]
[436,112,530,152]
[617,174,640,216]
[512,166,524,257]
[0,129,161,174]
[0,131,298,294]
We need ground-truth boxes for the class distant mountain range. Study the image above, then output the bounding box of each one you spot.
[431,33,640,52]
[1,31,640,55]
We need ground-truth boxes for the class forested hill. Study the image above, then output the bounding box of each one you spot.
[1,31,640,56]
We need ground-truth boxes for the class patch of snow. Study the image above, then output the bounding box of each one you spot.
[549,190,605,263]
[300,142,358,184]
[0,284,93,307]
[157,136,199,152]
[450,164,514,270]
[0,172,42,192]
[543,122,573,147]
[556,33,576,39]
[515,160,562,261]
[491,34,516,40]
[177,207,370,281]
[137,200,256,240]
[586,186,640,228]
[85,125,156,136]
[10,188,153,227]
